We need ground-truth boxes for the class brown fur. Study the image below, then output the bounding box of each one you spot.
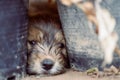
[27,0,68,76]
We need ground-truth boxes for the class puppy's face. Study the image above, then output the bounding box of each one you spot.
[27,24,67,76]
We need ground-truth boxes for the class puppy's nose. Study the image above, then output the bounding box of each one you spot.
[42,59,54,70]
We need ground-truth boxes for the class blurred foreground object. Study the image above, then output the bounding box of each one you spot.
[94,0,118,67]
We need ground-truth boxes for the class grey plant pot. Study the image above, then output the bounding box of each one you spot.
[57,0,120,71]
[0,0,28,79]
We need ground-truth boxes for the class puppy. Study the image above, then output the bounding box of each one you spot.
[27,0,68,76]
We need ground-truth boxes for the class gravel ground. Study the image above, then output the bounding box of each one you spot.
[22,70,120,80]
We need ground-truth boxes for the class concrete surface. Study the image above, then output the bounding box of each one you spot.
[22,70,120,80]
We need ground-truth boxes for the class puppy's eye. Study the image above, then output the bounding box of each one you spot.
[58,43,65,48]
[28,40,37,45]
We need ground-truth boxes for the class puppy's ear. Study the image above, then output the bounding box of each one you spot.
[28,26,43,42]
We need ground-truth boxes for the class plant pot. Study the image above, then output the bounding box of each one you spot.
[57,0,120,71]
[0,0,28,79]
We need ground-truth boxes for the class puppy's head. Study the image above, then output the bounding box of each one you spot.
[27,21,68,76]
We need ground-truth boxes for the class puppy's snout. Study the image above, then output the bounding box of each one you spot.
[42,59,54,70]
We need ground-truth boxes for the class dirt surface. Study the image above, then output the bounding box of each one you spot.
[22,70,120,80]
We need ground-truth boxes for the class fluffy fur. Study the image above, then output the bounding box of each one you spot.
[27,0,68,76]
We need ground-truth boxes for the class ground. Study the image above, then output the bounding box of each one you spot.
[22,70,120,80]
